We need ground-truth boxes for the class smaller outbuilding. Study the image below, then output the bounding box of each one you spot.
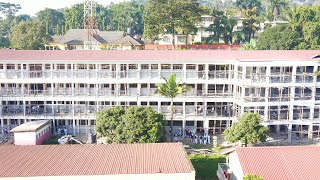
[217,146,320,180]
[10,120,51,145]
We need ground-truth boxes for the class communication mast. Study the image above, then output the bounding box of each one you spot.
[84,0,98,50]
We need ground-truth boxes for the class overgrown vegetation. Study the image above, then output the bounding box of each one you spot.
[189,154,226,180]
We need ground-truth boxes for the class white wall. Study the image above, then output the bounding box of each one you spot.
[1,172,195,180]
[14,132,36,145]
[229,152,244,180]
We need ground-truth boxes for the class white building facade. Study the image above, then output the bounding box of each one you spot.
[0,50,320,142]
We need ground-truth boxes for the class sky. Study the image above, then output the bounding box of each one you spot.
[1,0,128,16]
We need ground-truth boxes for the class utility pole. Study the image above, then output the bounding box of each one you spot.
[84,0,98,50]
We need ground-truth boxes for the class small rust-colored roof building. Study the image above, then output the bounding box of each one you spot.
[0,143,195,180]
[224,146,320,180]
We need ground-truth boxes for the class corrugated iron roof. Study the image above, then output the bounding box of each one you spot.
[0,50,319,62]
[109,35,144,46]
[0,143,194,178]
[236,146,320,180]
[54,29,124,45]
[10,120,51,133]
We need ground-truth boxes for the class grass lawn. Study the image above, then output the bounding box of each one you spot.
[189,154,226,180]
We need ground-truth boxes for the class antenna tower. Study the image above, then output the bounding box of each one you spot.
[84,0,98,50]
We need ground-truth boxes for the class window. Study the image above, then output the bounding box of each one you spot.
[163,36,170,42]
[45,64,51,70]
[151,64,158,70]
[77,64,87,69]
[161,64,171,69]
[141,84,147,88]
[29,64,42,71]
[173,64,183,70]
[57,64,65,70]
[89,64,96,69]
[141,64,149,70]
[186,64,196,70]
[177,36,185,43]
[101,64,110,70]
[129,64,137,70]
[6,64,15,69]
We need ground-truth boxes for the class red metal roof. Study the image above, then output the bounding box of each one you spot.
[0,50,319,61]
[0,143,194,178]
[236,146,320,180]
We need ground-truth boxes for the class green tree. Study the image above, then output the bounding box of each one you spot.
[64,3,84,30]
[268,0,287,21]
[256,24,301,50]
[224,113,269,147]
[236,0,262,12]
[241,39,257,50]
[9,21,51,50]
[155,74,191,141]
[109,1,144,34]
[64,3,111,32]
[0,14,31,48]
[0,2,21,18]
[206,10,228,45]
[243,174,264,180]
[144,0,202,50]
[223,16,237,45]
[301,22,320,49]
[242,7,260,42]
[36,8,65,35]
[95,106,166,143]
[0,36,9,48]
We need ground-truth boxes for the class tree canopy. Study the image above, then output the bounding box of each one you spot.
[109,1,144,34]
[224,113,269,147]
[0,2,21,18]
[257,5,320,50]
[256,24,301,50]
[37,8,65,35]
[9,21,51,50]
[95,106,167,144]
[144,0,203,48]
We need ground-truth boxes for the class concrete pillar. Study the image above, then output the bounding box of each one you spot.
[205,63,209,80]
[158,64,161,79]
[73,108,76,136]
[183,64,187,81]
[204,119,209,135]
[276,125,281,134]
[137,63,141,80]
[182,101,186,138]
[288,123,292,143]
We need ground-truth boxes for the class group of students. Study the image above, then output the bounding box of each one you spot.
[191,134,211,145]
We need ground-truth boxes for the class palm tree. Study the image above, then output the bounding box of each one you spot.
[269,0,287,21]
[155,74,191,141]
[206,10,227,46]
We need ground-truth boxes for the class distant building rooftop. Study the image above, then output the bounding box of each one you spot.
[10,120,51,133]
[0,50,319,62]
[0,143,194,178]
